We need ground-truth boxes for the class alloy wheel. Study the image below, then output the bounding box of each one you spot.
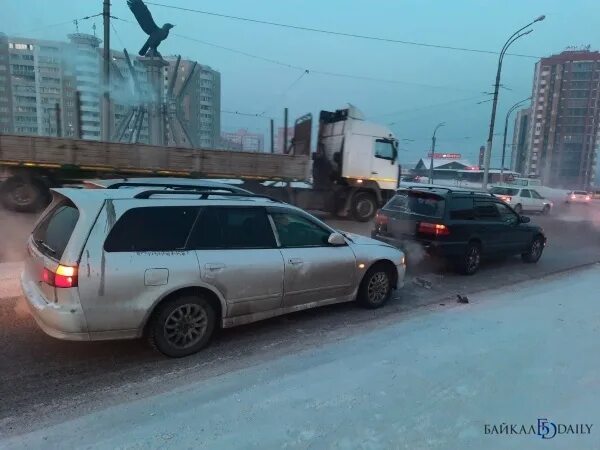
[163,304,208,349]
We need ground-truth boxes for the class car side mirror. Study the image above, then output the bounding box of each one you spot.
[519,215,531,224]
[328,232,347,246]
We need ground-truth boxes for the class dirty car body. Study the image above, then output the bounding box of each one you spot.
[21,188,405,356]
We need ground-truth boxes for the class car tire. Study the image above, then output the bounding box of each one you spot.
[357,264,393,309]
[458,242,481,275]
[0,176,49,212]
[148,295,216,358]
[541,205,550,215]
[351,192,378,222]
[522,236,545,263]
[514,203,522,214]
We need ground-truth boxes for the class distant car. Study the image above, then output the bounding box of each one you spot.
[592,190,600,200]
[372,186,547,275]
[489,187,553,214]
[565,191,591,204]
[22,187,406,357]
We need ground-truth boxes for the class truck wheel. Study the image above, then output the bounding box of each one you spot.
[0,176,49,212]
[351,192,377,222]
[148,295,216,358]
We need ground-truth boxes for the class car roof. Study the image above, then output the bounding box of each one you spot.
[52,187,285,209]
[84,177,251,193]
[397,185,492,197]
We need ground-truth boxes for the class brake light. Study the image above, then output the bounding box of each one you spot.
[42,265,78,288]
[586,196,591,201]
[375,210,389,232]
[571,194,576,199]
[418,222,450,236]
[499,195,511,203]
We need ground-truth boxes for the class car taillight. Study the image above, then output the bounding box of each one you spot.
[42,265,78,288]
[571,195,576,199]
[586,196,591,201]
[418,222,450,237]
[375,210,389,231]
[500,195,511,203]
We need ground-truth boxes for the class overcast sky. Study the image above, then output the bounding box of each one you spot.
[3,0,599,163]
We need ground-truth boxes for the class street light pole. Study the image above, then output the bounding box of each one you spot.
[482,15,545,189]
[429,122,445,184]
[500,97,531,184]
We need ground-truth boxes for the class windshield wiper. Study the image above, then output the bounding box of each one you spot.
[35,239,56,255]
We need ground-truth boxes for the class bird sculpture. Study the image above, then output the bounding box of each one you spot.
[127,0,174,58]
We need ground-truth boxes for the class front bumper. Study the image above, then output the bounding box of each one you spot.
[395,263,406,289]
[21,272,90,341]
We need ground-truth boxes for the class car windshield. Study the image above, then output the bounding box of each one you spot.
[490,187,519,196]
[4,1,600,448]
[385,191,445,218]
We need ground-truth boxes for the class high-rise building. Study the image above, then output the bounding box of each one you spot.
[524,50,600,189]
[511,107,532,174]
[221,129,265,152]
[163,57,221,148]
[0,33,221,147]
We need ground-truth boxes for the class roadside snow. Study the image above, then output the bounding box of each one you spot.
[3,265,600,449]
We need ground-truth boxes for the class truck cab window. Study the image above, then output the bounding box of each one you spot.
[374,139,395,160]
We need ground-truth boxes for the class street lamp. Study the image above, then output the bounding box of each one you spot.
[482,15,545,189]
[500,97,532,184]
[429,122,446,184]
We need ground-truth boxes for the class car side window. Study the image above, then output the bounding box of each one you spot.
[495,202,519,225]
[188,207,276,250]
[449,197,475,220]
[474,200,501,221]
[530,190,543,199]
[270,211,332,247]
[104,206,199,252]
[521,189,531,198]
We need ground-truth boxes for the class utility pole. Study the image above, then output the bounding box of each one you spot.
[429,122,445,184]
[482,15,544,189]
[283,108,288,154]
[270,118,274,153]
[54,102,62,137]
[101,0,111,142]
[75,90,82,139]
[500,97,531,184]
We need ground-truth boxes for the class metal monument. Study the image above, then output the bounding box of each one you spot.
[127,0,174,58]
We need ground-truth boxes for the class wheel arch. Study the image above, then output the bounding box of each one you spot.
[142,285,226,336]
[361,259,398,289]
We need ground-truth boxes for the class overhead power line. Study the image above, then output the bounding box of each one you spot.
[170,31,480,93]
[146,2,540,59]
[11,13,103,36]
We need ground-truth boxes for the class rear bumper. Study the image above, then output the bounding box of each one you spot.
[372,233,465,259]
[20,273,90,341]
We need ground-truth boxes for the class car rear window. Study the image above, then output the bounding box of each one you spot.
[384,191,445,218]
[574,191,588,195]
[33,200,80,259]
[490,187,519,196]
[104,206,198,252]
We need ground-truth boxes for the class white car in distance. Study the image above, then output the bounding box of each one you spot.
[489,187,553,214]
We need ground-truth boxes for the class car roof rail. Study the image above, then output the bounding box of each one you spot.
[403,186,454,192]
[105,181,248,193]
[133,189,282,202]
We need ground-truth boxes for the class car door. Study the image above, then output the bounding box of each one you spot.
[268,207,357,308]
[494,201,532,253]
[187,206,284,318]
[77,201,202,333]
[473,198,507,255]
[529,189,545,212]
[370,138,398,189]
[519,189,533,211]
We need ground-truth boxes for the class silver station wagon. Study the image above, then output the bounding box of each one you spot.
[22,187,406,357]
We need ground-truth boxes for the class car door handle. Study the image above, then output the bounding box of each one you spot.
[205,263,225,271]
[288,258,303,265]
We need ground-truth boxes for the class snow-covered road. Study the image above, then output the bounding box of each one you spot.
[4,265,599,449]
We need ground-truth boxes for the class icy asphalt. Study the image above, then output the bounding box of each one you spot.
[3,265,599,450]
